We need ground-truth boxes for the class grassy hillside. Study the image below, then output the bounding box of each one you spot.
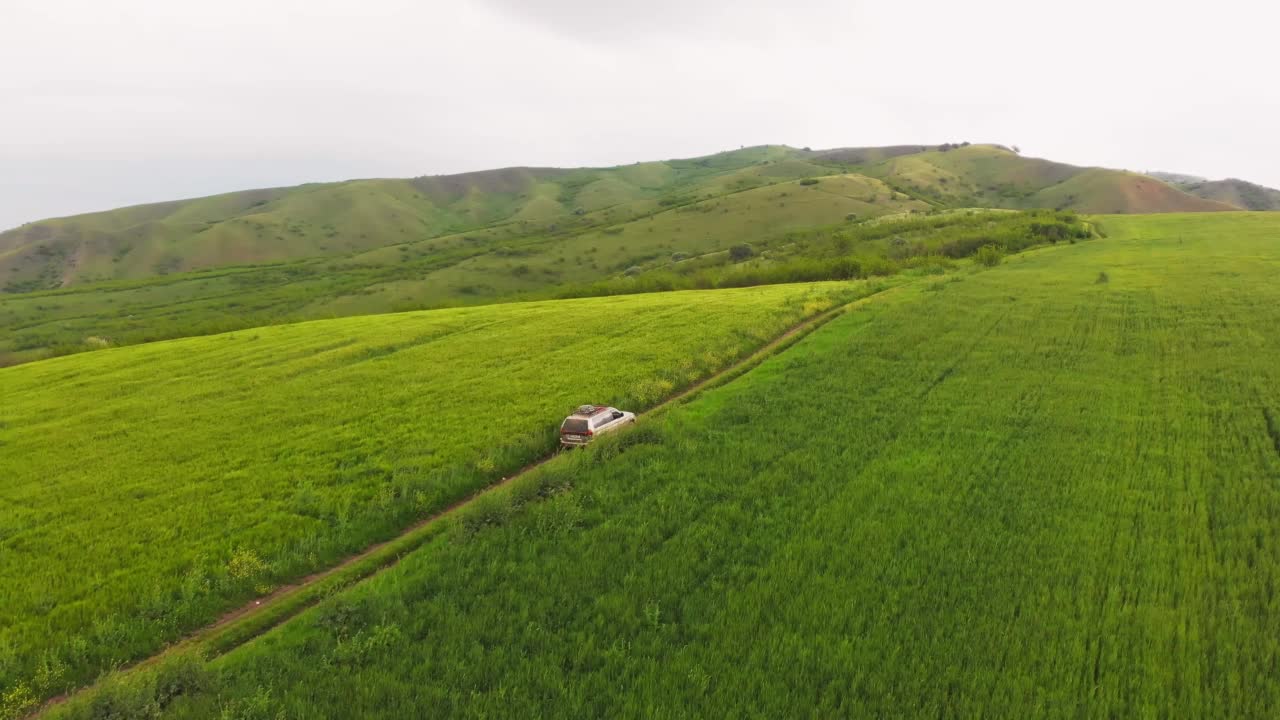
[0,146,806,292]
[1161,177,1280,211]
[40,211,1280,719]
[0,143,1248,367]
[2,144,1233,296]
[1033,169,1238,213]
[0,281,865,712]
[852,144,1236,213]
[0,207,1091,367]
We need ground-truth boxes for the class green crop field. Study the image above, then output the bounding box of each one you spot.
[0,280,869,714]
[4,142,1243,367]
[35,212,1280,719]
[0,208,1089,367]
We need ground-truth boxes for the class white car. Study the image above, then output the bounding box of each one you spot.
[560,404,636,447]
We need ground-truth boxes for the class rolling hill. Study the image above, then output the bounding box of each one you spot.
[0,146,823,291]
[1148,172,1280,210]
[851,145,1237,213]
[1,144,1234,295]
[0,209,1091,366]
[0,143,1256,367]
[17,211,1280,719]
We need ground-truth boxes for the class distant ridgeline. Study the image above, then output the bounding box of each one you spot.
[1147,172,1280,211]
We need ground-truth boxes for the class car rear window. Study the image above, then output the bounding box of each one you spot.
[563,418,589,433]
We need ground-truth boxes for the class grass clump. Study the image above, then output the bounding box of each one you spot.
[45,653,211,720]
[974,243,1005,267]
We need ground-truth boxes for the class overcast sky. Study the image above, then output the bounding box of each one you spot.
[2,0,1276,230]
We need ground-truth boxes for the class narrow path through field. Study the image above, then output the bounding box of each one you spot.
[32,282,905,718]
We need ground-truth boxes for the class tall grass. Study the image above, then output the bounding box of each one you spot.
[551,210,1089,299]
[43,212,1280,718]
[0,209,1089,367]
[0,281,869,714]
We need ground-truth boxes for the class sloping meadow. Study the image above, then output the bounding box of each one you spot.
[61,212,1280,719]
[0,280,865,712]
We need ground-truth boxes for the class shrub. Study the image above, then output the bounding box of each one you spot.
[211,686,276,720]
[830,257,864,280]
[2,684,37,720]
[459,492,512,536]
[1030,222,1070,243]
[974,244,1004,267]
[315,597,370,639]
[799,178,819,186]
[624,266,642,277]
[53,652,212,720]
[83,679,160,720]
[1096,271,1110,284]
[151,654,213,708]
[227,548,266,580]
[330,623,404,667]
[729,244,755,262]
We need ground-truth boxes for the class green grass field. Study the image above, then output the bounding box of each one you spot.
[0,161,907,366]
[0,207,1089,367]
[0,280,868,714]
[2,144,1243,366]
[35,212,1280,719]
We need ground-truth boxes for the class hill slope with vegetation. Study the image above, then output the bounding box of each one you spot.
[0,146,826,291]
[30,211,1280,719]
[1,144,1233,294]
[0,206,1093,366]
[851,145,1237,213]
[0,143,1252,367]
[1148,173,1280,211]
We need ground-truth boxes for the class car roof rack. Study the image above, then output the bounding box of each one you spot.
[575,404,605,415]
